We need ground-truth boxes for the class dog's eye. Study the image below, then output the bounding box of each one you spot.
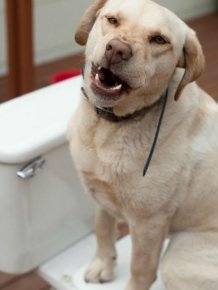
[150,35,168,45]
[107,17,118,25]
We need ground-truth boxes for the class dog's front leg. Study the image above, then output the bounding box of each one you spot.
[85,205,117,283]
[125,217,168,290]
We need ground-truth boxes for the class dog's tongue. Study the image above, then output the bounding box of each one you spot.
[98,68,118,86]
[98,69,106,82]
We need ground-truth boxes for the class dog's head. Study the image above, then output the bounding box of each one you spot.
[75,0,205,110]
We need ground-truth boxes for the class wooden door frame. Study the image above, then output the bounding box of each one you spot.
[6,0,34,100]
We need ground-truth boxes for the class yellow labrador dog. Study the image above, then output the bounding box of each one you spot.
[68,0,218,289]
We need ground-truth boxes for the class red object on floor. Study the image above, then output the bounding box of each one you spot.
[50,70,81,84]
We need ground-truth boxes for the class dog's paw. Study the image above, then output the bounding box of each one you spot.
[84,256,116,283]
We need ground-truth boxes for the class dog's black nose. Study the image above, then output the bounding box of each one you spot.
[105,39,132,66]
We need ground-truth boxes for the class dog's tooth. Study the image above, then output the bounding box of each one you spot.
[95,73,100,82]
[113,84,122,90]
[98,66,102,71]
[109,84,122,91]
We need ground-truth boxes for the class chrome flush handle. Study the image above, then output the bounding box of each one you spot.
[17,156,46,179]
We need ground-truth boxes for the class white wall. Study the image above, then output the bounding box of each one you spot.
[157,0,217,19]
[33,0,93,65]
[0,0,217,76]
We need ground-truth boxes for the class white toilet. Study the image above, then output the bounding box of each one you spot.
[0,76,95,275]
[0,76,165,290]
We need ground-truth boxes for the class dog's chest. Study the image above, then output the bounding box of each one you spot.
[78,141,159,219]
[95,121,149,172]
[70,115,177,217]
[74,123,148,217]
[82,169,126,219]
[73,117,148,175]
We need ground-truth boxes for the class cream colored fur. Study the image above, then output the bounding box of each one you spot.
[68,1,218,289]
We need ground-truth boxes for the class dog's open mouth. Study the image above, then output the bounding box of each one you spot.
[91,64,130,98]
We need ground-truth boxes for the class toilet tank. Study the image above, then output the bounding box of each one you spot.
[0,76,94,274]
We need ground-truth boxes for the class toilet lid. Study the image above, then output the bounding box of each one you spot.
[0,76,82,164]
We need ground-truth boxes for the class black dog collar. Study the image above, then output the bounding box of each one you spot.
[81,87,165,123]
[95,102,162,123]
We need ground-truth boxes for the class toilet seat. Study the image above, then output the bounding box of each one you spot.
[39,234,167,290]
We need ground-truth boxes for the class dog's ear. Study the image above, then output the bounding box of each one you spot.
[75,0,107,46]
[175,29,205,101]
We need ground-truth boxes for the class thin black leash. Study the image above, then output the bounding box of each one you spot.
[81,65,169,177]
[143,89,169,176]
